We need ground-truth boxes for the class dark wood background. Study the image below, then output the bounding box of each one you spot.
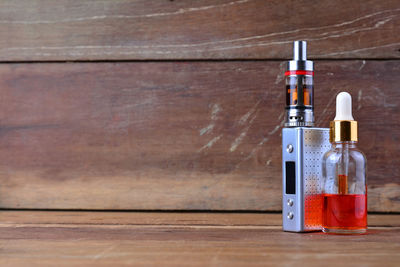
[0,0,398,212]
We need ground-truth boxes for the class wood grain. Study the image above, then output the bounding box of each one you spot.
[0,0,399,61]
[0,211,398,227]
[0,212,399,267]
[0,60,398,211]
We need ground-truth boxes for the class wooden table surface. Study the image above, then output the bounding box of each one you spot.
[0,211,399,266]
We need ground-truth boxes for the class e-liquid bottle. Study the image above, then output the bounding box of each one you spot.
[322,92,367,234]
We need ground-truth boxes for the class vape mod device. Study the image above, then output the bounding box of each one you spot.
[282,41,331,232]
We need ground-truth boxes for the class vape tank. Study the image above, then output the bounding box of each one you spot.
[282,41,331,232]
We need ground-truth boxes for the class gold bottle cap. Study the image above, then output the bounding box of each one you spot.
[329,92,358,142]
[330,120,358,142]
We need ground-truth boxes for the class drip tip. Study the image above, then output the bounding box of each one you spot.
[293,41,307,61]
[287,41,313,72]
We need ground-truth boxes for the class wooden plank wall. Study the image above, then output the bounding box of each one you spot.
[0,0,398,211]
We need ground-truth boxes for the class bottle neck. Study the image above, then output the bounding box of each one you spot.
[332,141,357,149]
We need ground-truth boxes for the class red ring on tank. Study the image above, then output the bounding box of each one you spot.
[285,71,314,76]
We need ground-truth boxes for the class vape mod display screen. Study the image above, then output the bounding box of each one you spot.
[285,161,296,194]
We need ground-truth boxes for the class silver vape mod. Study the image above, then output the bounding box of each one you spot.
[282,41,331,232]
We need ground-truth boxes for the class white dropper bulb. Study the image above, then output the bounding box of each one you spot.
[334,92,354,121]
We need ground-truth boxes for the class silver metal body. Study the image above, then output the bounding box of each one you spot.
[282,127,330,232]
[287,60,313,72]
[285,109,314,128]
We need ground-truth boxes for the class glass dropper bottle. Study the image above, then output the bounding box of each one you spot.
[322,92,367,234]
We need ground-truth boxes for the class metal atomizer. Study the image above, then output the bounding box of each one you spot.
[282,41,331,232]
